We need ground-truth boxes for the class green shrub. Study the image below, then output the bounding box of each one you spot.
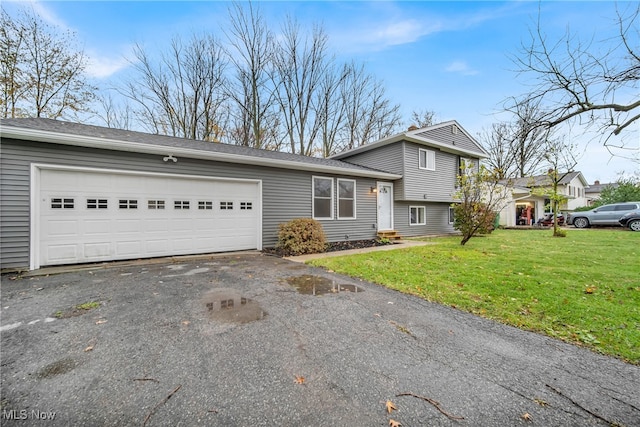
[276,218,327,255]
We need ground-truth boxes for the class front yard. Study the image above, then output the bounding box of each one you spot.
[310,229,639,363]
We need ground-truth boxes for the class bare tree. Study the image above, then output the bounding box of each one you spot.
[511,4,639,151]
[96,93,133,130]
[534,136,578,237]
[480,122,516,179]
[483,100,549,179]
[410,109,437,128]
[317,62,349,157]
[272,18,330,155]
[120,35,228,141]
[225,2,281,150]
[1,6,95,119]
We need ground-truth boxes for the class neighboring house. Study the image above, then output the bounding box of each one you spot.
[0,118,486,271]
[585,180,618,206]
[497,171,590,226]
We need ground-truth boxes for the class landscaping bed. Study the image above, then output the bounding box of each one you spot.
[263,239,391,257]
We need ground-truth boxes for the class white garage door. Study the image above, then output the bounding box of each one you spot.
[35,166,261,268]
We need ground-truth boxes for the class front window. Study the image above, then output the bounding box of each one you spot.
[410,206,426,225]
[419,149,435,171]
[313,176,334,219]
[337,179,356,219]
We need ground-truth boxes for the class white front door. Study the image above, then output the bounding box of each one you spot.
[33,165,261,269]
[377,182,393,231]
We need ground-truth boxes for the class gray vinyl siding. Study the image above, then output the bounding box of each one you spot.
[402,142,458,202]
[414,125,485,155]
[338,143,405,199]
[394,202,457,238]
[0,138,379,270]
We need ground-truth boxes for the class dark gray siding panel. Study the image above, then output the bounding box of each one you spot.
[393,202,457,238]
[0,139,379,269]
[402,142,459,202]
[338,143,406,200]
[415,125,485,155]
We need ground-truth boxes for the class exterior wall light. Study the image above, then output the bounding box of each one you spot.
[163,155,177,163]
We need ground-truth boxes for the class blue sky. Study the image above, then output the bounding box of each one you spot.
[5,1,639,183]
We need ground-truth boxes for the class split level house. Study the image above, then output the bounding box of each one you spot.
[498,171,590,227]
[0,118,487,271]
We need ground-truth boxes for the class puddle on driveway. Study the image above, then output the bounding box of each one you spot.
[202,288,266,324]
[286,275,363,296]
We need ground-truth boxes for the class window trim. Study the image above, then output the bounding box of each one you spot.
[312,176,334,220]
[419,148,436,171]
[337,178,356,220]
[409,206,426,226]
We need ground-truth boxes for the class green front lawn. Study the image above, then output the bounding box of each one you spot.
[309,229,640,363]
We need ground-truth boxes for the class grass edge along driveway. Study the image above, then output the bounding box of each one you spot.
[310,229,639,364]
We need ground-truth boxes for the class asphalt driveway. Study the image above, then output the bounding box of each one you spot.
[1,253,638,426]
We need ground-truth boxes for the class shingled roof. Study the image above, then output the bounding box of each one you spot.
[0,118,401,179]
[504,171,587,188]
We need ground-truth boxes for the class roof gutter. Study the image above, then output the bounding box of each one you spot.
[2,126,402,180]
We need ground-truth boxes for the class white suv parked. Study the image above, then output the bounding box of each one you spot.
[567,202,640,228]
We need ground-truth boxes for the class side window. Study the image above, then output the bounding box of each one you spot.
[409,206,426,225]
[615,204,635,211]
[174,201,190,210]
[449,207,455,224]
[220,201,234,210]
[198,201,213,210]
[313,176,334,219]
[240,202,253,210]
[597,205,615,212]
[337,179,356,219]
[419,148,435,171]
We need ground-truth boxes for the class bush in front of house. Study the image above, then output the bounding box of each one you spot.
[276,218,327,256]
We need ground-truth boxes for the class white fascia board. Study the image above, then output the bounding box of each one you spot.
[405,135,488,158]
[2,126,402,180]
[331,132,487,159]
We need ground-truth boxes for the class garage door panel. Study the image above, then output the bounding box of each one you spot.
[45,220,79,237]
[145,240,169,254]
[172,218,194,232]
[38,168,260,267]
[114,219,144,233]
[83,220,111,235]
[116,241,142,256]
[84,242,111,258]
[47,244,78,263]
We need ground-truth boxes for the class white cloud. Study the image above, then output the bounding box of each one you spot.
[19,0,69,29]
[86,53,131,79]
[445,61,479,76]
[372,19,440,47]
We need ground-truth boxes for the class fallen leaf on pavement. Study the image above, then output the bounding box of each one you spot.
[181,320,190,326]
[95,319,107,325]
[84,345,94,352]
[389,419,401,427]
[534,398,548,407]
[294,375,305,384]
[385,400,397,414]
[522,412,532,421]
